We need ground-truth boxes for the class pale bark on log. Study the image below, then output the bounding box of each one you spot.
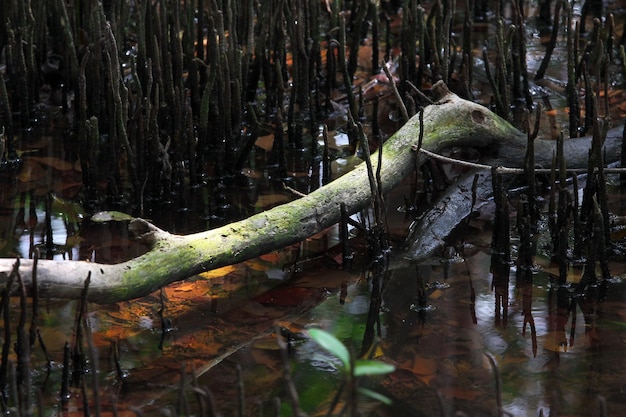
[0,82,619,302]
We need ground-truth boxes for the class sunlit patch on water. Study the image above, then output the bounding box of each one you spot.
[427,280,451,289]
[606,275,625,284]
[409,303,437,312]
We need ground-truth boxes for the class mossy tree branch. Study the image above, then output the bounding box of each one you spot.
[0,82,618,303]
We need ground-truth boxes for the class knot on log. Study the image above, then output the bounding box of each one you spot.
[431,81,453,103]
[128,218,168,248]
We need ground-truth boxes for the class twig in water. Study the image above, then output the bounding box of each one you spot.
[158,287,170,350]
[60,342,70,408]
[383,63,409,122]
[405,81,434,105]
[275,327,302,417]
[484,353,514,417]
[176,363,190,417]
[237,364,244,417]
[72,269,92,387]
[30,249,39,348]
[416,147,626,175]
[0,260,18,405]
[341,203,353,268]
[83,304,101,417]
[15,269,32,416]
[282,183,307,198]
[536,0,563,81]
[322,124,332,186]
[597,395,608,417]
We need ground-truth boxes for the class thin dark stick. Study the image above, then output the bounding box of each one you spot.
[29,249,39,348]
[535,0,563,80]
[15,268,31,416]
[237,364,244,417]
[383,64,409,121]
[0,260,18,407]
[406,80,434,105]
[275,327,301,416]
[83,309,101,417]
[418,147,626,174]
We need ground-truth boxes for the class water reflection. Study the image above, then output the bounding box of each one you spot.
[372,238,626,416]
[491,259,510,328]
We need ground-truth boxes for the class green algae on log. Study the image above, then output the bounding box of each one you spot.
[0,82,609,303]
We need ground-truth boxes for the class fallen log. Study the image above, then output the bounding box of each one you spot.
[405,125,624,261]
[0,82,617,303]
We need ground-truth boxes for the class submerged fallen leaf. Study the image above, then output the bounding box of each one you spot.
[18,159,46,182]
[22,135,53,150]
[255,193,290,209]
[429,289,443,299]
[259,252,282,262]
[173,282,197,292]
[91,211,135,222]
[251,336,281,351]
[412,355,437,375]
[28,156,73,171]
[51,194,86,222]
[255,134,274,151]
[417,373,437,385]
[255,286,321,307]
[199,265,238,279]
[438,385,481,401]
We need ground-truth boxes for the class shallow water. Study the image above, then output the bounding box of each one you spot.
[3,169,625,416]
[0,1,625,416]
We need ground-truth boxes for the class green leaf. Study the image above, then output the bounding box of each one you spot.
[51,194,86,223]
[358,387,393,405]
[91,211,135,222]
[308,328,351,370]
[353,360,395,377]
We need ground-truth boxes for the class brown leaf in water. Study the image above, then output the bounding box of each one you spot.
[28,156,73,171]
[418,373,437,385]
[429,289,443,299]
[23,136,53,150]
[53,181,83,198]
[392,361,437,385]
[249,349,281,375]
[412,355,438,375]
[618,100,626,118]
[255,193,290,209]
[173,282,196,292]
[255,134,274,151]
[438,385,481,401]
[199,265,238,279]
[254,286,322,307]
[259,252,283,263]
[397,356,438,385]
[18,159,46,182]
[251,336,281,351]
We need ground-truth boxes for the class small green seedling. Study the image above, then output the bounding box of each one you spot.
[308,328,395,406]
